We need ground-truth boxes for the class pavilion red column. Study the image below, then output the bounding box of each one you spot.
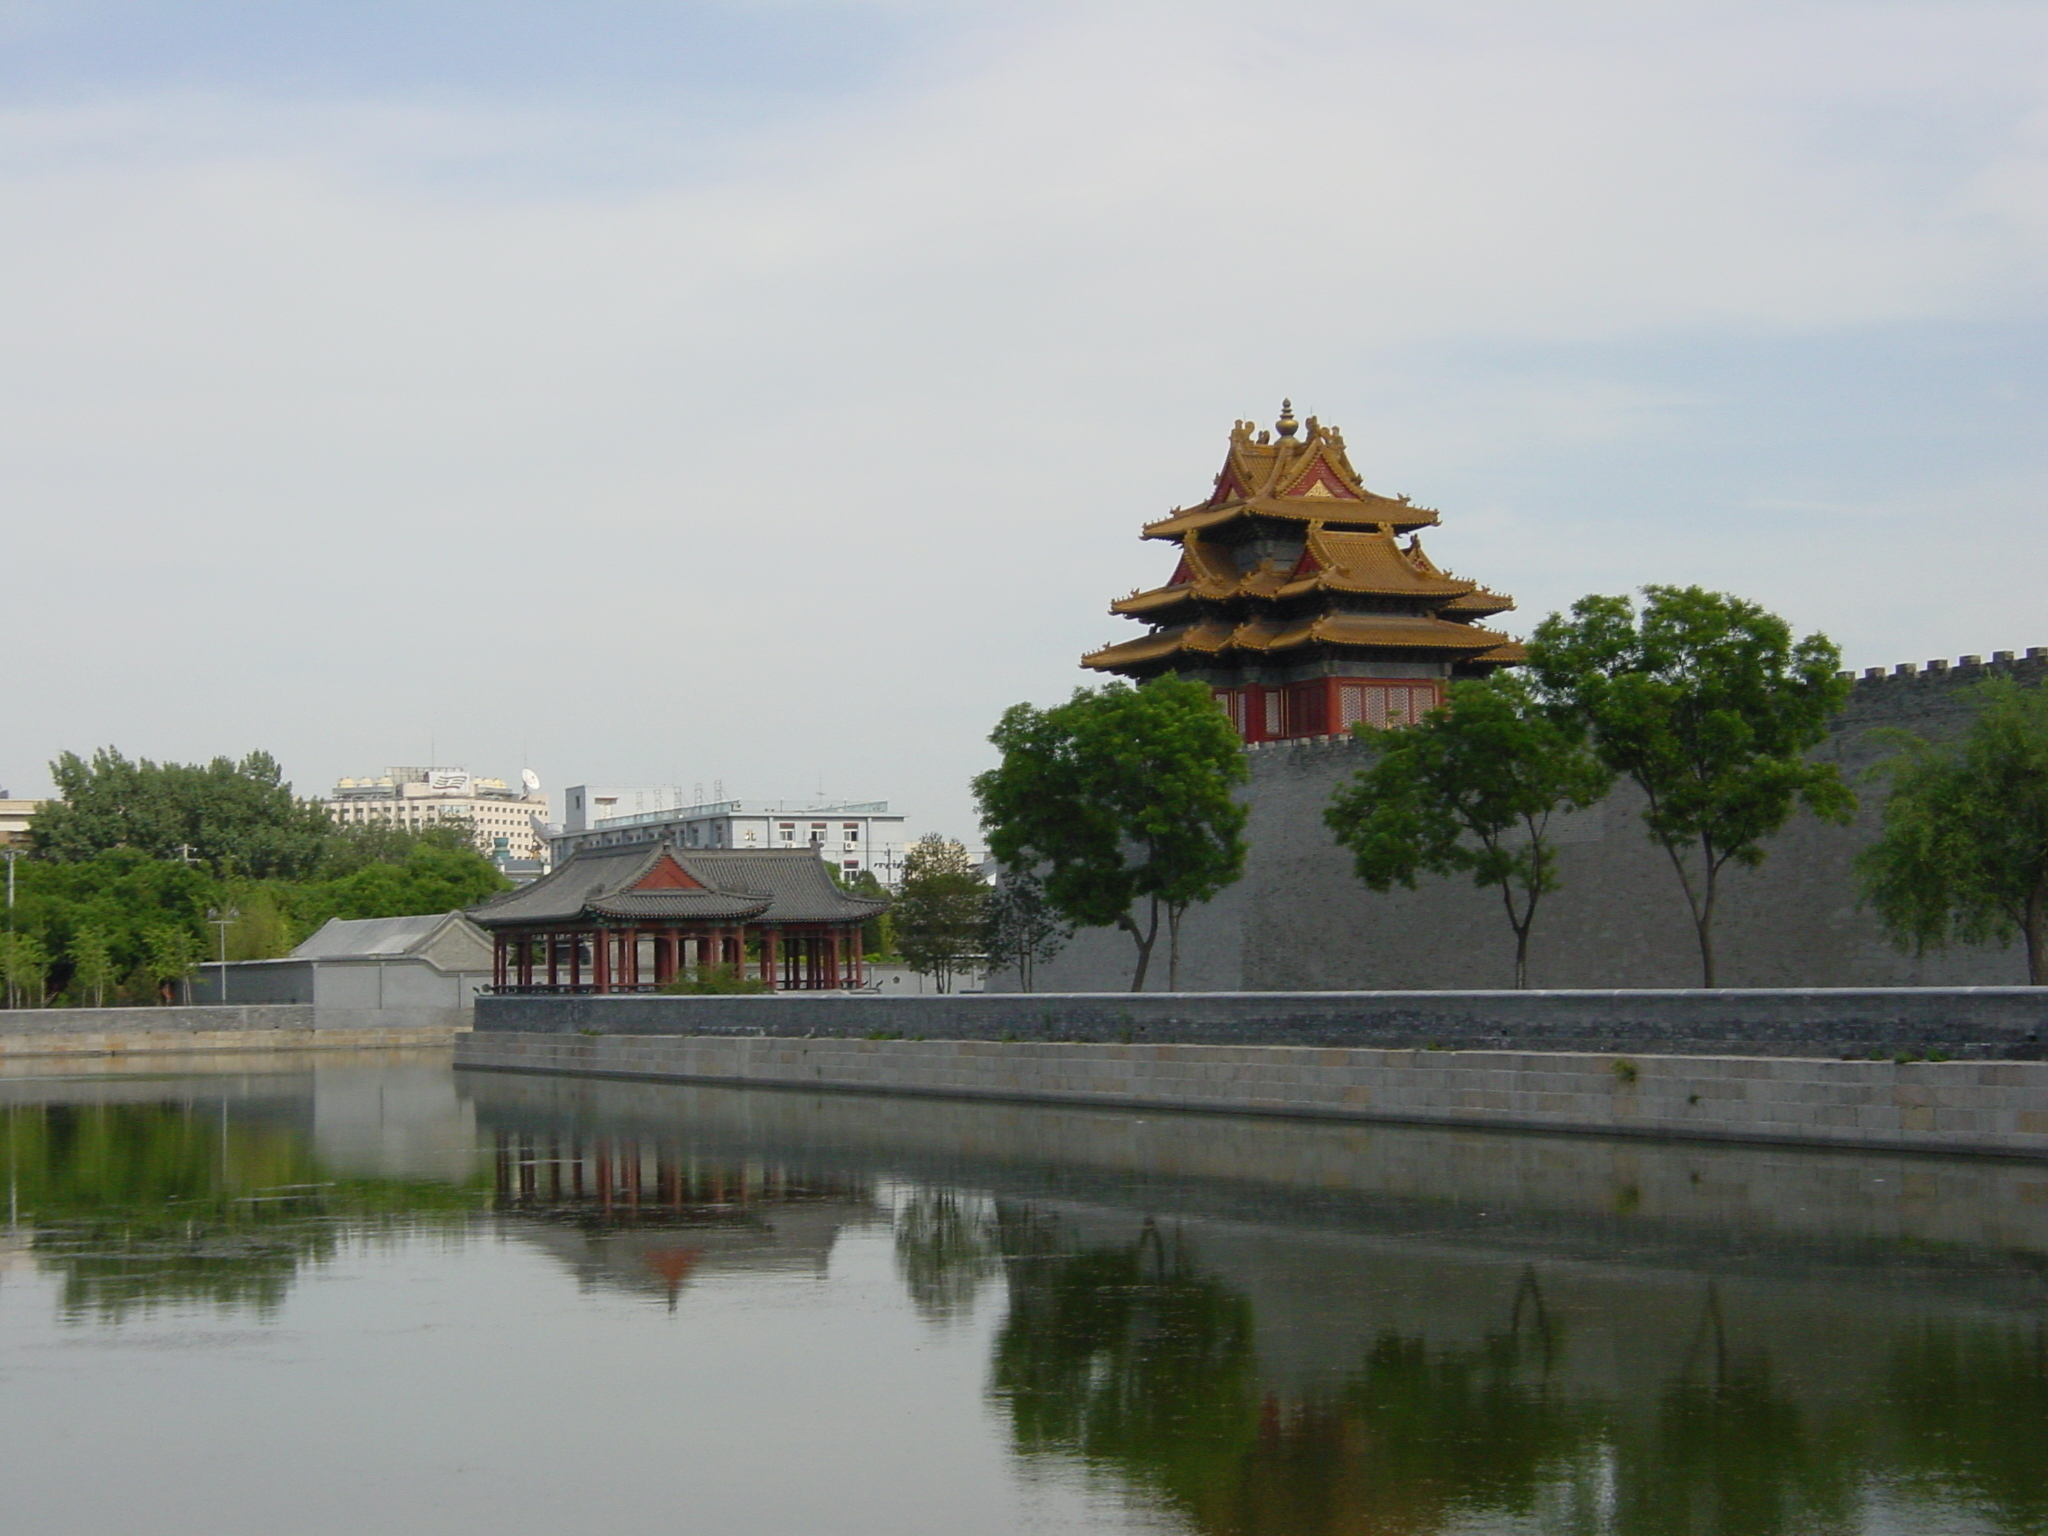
[760,929,777,989]
[570,932,583,991]
[594,929,612,993]
[825,931,841,990]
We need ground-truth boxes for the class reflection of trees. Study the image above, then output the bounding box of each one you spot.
[991,1210,1259,1518]
[989,1218,1598,1536]
[2,1103,481,1321]
[989,1214,2048,1536]
[893,1188,999,1322]
[1603,1286,1859,1536]
[1884,1321,2048,1534]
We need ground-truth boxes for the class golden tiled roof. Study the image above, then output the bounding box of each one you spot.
[1112,524,1489,614]
[1279,526,1473,599]
[1085,407,1522,682]
[1441,588,1515,616]
[1141,415,1441,542]
[1082,612,1517,670]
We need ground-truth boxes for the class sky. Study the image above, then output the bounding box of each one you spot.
[1,0,2043,840]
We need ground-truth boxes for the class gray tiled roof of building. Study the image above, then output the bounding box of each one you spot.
[468,844,887,928]
[291,913,465,959]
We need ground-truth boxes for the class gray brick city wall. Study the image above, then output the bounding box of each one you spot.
[1001,651,2048,992]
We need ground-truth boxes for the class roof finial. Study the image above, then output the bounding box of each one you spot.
[1275,399,1299,439]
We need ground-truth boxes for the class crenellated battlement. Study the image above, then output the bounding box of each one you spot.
[1842,647,2048,688]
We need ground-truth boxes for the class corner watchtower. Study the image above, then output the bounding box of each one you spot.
[1082,403,1522,742]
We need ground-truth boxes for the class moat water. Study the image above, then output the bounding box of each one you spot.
[1,1050,2044,1536]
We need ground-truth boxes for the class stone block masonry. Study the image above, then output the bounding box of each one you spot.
[474,987,2048,1060]
[456,1032,2048,1159]
[0,1004,464,1056]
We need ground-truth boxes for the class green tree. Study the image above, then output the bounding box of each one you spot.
[34,748,330,878]
[287,840,509,934]
[1325,674,1612,988]
[974,676,1248,992]
[313,819,476,878]
[830,866,893,957]
[1,931,51,1008]
[142,924,199,1004]
[982,869,1072,992]
[1857,678,2048,983]
[3,848,215,1004]
[891,834,987,994]
[67,926,115,1007]
[1528,586,1853,986]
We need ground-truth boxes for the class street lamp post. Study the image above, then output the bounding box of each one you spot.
[206,907,239,1004]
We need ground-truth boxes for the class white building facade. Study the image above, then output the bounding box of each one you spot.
[552,791,908,884]
[325,768,551,867]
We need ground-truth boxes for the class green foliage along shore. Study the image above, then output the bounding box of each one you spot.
[6,749,508,1006]
[1859,677,2048,984]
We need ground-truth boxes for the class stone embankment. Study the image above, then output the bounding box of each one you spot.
[457,1033,2048,1158]
[462,984,2048,1158]
[0,1004,463,1056]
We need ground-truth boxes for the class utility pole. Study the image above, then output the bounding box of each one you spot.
[3,848,16,930]
[207,906,239,1004]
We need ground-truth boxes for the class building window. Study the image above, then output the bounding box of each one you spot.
[1340,681,1439,730]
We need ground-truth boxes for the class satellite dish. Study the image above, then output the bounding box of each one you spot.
[521,769,542,794]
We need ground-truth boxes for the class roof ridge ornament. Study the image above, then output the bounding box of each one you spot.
[1275,399,1299,439]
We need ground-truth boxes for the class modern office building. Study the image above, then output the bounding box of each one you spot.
[324,767,551,867]
[551,790,908,883]
[0,798,40,851]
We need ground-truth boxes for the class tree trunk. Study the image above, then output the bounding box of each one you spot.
[1658,834,1718,988]
[1500,876,1536,990]
[1695,868,1719,988]
[1119,902,1160,992]
[1167,904,1183,991]
[2027,888,2045,986]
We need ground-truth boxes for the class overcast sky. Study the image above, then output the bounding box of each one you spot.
[2,0,2043,839]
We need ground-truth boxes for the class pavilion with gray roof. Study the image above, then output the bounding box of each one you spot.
[467,843,887,993]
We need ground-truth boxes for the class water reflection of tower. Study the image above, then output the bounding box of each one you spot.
[489,1130,878,1309]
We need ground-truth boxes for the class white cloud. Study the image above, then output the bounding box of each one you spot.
[0,0,2042,833]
